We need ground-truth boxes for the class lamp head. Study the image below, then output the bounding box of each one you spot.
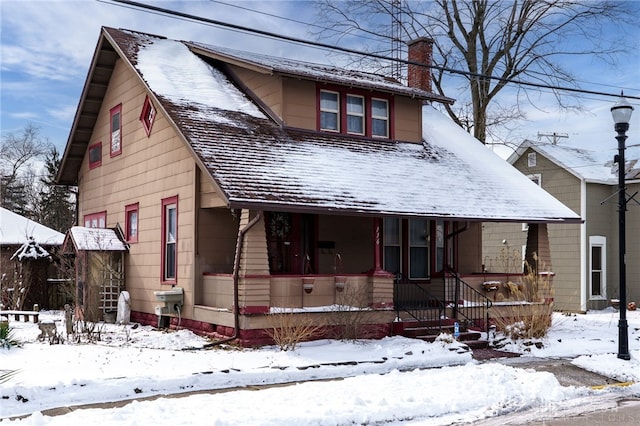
[611,93,634,129]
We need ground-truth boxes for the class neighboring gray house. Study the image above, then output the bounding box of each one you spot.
[483,141,640,312]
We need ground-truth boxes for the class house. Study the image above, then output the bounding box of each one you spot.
[55,27,580,345]
[0,207,65,310]
[483,141,640,312]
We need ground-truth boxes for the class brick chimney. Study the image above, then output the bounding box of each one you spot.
[407,37,433,93]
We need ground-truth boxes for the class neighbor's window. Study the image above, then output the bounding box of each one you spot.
[320,90,339,131]
[589,236,606,299]
[110,104,122,157]
[140,96,156,137]
[371,98,389,137]
[383,217,401,275]
[346,94,365,135]
[125,203,139,243]
[528,152,537,167]
[88,142,102,169]
[84,211,106,228]
[161,196,178,283]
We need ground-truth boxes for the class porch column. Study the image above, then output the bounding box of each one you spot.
[372,218,385,275]
[237,209,270,314]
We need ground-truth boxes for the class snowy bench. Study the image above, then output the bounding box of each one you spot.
[0,310,40,323]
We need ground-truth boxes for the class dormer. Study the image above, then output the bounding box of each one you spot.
[187,39,453,144]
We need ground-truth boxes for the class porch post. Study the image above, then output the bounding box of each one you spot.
[373,218,384,274]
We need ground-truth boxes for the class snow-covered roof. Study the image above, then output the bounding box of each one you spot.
[186,41,454,104]
[0,207,64,246]
[60,27,581,224]
[508,141,640,185]
[67,226,128,251]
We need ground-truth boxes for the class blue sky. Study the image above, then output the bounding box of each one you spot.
[1,0,639,157]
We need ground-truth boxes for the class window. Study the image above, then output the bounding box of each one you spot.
[161,196,178,283]
[527,174,542,186]
[383,218,449,279]
[125,203,139,243]
[110,104,122,157]
[88,142,102,169]
[346,95,364,135]
[371,98,389,138]
[140,96,156,136]
[320,91,339,131]
[318,87,393,138]
[528,152,537,167]
[84,211,106,228]
[589,236,606,299]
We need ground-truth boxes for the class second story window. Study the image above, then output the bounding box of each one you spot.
[346,95,364,135]
[318,87,392,138]
[320,91,339,131]
[371,98,389,138]
[88,142,102,169]
[110,104,122,157]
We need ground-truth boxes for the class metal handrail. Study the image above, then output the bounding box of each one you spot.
[445,267,493,333]
[394,274,446,329]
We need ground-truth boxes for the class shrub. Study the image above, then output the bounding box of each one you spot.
[266,311,323,351]
[492,254,554,340]
[0,321,22,349]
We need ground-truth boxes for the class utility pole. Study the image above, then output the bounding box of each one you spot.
[537,132,568,145]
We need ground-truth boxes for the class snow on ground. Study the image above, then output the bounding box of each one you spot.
[1,309,639,425]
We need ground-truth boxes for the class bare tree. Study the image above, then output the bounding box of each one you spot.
[0,124,52,215]
[315,0,636,143]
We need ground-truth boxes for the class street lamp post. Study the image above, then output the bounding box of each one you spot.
[611,93,634,361]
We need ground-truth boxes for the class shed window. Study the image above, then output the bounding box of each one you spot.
[589,236,606,299]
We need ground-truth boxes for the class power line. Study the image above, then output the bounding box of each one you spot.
[108,0,639,101]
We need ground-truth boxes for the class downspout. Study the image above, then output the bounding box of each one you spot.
[208,210,263,347]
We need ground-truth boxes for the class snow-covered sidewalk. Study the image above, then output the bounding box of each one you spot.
[1,309,639,424]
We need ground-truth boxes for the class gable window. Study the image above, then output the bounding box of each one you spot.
[161,196,178,283]
[110,104,122,157]
[528,152,537,167]
[320,91,339,131]
[140,96,156,137]
[318,87,393,138]
[371,98,389,138]
[125,203,139,243]
[346,94,365,135]
[84,211,106,228]
[88,142,102,169]
[589,236,606,299]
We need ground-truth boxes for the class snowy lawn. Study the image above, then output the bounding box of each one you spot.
[1,308,639,425]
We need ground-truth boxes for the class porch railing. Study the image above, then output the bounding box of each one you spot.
[394,274,446,329]
[444,267,493,333]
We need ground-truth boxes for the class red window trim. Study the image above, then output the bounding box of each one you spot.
[316,84,394,139]
[139,96,156,137]
[161,195,178,284]
[110,103,122,157]
[125,203,139,243]
[88,142,102,169]
[84,211,107,228]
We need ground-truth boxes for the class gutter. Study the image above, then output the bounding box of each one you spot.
[208,210,263,347]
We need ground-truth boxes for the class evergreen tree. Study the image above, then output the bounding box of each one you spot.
[38,147,76,233]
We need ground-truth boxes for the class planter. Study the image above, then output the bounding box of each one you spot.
[611,299,620,310]
[628,301,637,311]
[334,276,347,292]
[302,277,315,294]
